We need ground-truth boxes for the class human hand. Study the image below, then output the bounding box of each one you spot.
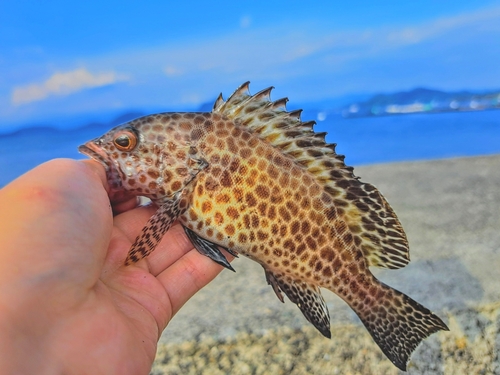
[0,159,231,375]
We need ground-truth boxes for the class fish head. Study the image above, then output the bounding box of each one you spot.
[79,122,150,197]
[79,114,206,202]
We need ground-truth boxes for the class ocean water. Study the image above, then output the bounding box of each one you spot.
[0,109,499,187]
[319,109,500,166]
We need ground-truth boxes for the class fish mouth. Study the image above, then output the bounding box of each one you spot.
[78,141,126,196]
[78,142,110,171]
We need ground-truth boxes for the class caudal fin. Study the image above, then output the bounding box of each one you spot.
[353,281,448,371]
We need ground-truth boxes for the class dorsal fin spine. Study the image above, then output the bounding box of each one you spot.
[254,86,274,101]
[233,81,250,97]
[214,81,251,114]
[213,93,225,112]
[288,109,303,119]
[272,97,288,110]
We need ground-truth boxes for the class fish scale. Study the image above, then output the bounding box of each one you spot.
[79,82,448,371]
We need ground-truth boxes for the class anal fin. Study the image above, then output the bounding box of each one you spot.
[183,226,236,272]
[266,270,331,338]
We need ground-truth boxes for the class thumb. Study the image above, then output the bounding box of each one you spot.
[0,159,113,287]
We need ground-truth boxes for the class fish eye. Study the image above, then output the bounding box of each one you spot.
[113,131,137,151]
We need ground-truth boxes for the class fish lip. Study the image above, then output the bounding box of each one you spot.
[78,141,126,195]
[78,142,110,170]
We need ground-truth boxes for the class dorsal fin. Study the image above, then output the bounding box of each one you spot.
[212,82,409,269]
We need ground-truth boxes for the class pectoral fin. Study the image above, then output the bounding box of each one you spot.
[125,200,182,265]
[266,271,331,338]
[183,226,237,272]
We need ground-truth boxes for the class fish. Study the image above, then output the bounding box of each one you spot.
[79,82,448,371]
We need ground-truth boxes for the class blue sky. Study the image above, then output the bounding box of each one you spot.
[1,0,500,130]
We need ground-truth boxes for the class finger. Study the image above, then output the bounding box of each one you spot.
[113,205,158,245]
[112,200,230,277]
[0,159,112,286]
[103,205,158,270]
[112,204,197,272]
[146,223,198,276]
[80,159,139,214]
[156,248,234,319]
[80,159,109,191]
[112,196,140,215]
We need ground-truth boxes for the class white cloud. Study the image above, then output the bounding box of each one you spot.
[140,5,495,83]
[384,6,500,46]
[7,4,499,115]
[72,5,488,108]
[11,68,128,105]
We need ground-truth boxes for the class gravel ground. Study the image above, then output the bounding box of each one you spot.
[151,155,500,374]
[152,302,500,375]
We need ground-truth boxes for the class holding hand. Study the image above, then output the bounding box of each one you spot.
[0,159,230,374]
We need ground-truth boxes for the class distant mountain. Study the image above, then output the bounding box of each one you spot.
[2,88,499,138]
[196,92,373,114]
[3,111,146,138]
[340,88,500,118]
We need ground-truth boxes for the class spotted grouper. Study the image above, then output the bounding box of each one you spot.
[79,82,448,371]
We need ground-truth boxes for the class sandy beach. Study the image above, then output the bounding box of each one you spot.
[151,155,500,375]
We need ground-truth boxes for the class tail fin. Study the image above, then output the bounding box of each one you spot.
[352,281,448,371]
